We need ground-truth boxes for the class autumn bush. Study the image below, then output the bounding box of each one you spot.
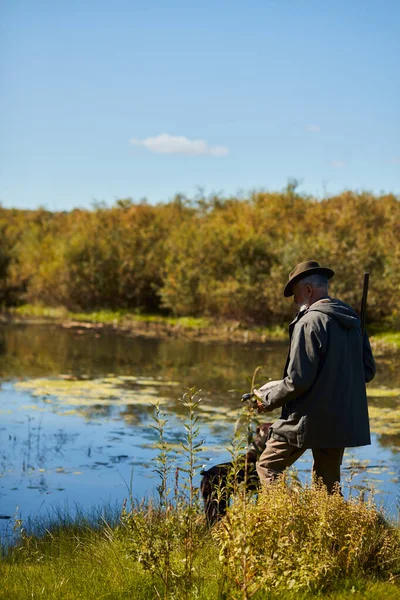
[214,476,400,596]
[0,188,399,325]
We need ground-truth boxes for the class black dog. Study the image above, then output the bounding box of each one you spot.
[200,422,272,526]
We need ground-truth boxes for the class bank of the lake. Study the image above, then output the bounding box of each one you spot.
[3,305,400,351]
[2,480,400,600]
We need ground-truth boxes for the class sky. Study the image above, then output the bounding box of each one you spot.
[1,0,399,211]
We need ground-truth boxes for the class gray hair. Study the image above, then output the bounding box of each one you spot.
[300,274,329,289]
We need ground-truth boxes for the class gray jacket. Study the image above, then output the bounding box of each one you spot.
[262,298,376,448]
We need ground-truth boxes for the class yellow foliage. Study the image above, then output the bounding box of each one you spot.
[0,190,399,325]
[213,477,400,594]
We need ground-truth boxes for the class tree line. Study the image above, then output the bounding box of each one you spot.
[0,187,399,326]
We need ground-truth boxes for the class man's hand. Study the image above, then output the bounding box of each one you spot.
[241,380,282,413]
[255,399,269,413]
[252,380,282,413]
[252,389,270,413]
[241,391,268,413]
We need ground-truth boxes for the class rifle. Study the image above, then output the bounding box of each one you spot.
[360,272,369,335]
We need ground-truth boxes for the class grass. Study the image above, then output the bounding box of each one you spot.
[10,303,214,328]
[8,304,288,341]
[0,532,397,600]
[10,304,211,327]
[1,486,400,600]
[370,331,400,351]
[7,304,399,348]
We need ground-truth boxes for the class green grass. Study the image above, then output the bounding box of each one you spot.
[8,304,400,347]
[1,512,399,600]
[371,331,400,350]
[9,304,287,339]
[255,323,287,340]
[2,482,400,600]
[11,304,211,328]
[12,303,69,319]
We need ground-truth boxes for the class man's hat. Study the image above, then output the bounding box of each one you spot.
[284,260,334,297]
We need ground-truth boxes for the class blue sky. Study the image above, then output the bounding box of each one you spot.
[1,0,399,211]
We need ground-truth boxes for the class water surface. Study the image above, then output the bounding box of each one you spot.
[1,324,399,543]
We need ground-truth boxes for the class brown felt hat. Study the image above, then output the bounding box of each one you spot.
[284,260,334,297]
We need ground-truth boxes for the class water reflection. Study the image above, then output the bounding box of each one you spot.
[1,323,399,391]
[0,324,288,388]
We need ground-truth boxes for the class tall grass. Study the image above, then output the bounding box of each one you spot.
[1,392,400,599]
[214,474,400,597]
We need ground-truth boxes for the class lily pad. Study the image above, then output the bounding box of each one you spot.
[368,405,400,447]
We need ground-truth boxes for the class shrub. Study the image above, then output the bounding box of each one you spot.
[214,476,400,596]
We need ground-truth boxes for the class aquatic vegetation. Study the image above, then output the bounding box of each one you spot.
[14,377,400,443]
[13,375,272,432]
[14,375,178,408]
[365,388,400,447]
[368,406,400,436]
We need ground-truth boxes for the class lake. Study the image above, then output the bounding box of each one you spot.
[1,323,399,544]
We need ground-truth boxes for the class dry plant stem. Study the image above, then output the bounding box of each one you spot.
[250,365,269,394]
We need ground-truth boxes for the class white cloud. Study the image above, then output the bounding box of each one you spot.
[130,133,229,157]
[307,124,320,132]
[331,160,345,168]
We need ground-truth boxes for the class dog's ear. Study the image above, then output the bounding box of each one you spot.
[256,426,260,434]
[257,423,272,441]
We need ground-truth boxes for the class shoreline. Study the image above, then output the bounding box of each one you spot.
[0,306,288,345]
[1,305,399,351]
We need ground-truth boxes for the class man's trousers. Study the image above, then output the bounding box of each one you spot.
[256,437,345,493]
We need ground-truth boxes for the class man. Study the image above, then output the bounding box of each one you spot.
[253,260,376,492]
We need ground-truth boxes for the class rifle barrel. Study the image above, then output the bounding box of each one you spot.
[360,272,369,334]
